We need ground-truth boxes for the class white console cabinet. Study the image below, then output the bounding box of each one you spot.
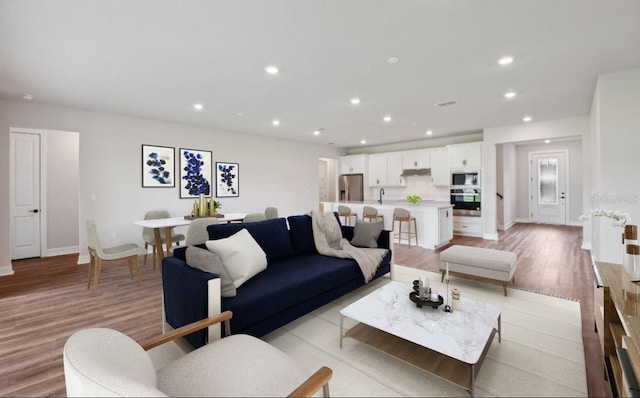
[339,154,367,175]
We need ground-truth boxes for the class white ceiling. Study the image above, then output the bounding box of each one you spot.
[1,1,639,149]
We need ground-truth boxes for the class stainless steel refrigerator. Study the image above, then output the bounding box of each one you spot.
[338,174,363,201]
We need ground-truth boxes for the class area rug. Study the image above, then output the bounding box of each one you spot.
[261,264,588,397]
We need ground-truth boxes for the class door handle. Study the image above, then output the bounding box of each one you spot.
[29,209,39,213]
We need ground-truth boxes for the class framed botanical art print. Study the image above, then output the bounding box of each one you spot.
[216,162,239,197]
[179,148,212,198]
[141,144,175,187]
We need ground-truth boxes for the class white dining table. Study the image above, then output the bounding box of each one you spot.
[133,213,248,268]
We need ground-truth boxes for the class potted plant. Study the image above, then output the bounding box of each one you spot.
[407,194,422,204]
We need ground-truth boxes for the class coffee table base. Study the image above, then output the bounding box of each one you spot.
[343,322,497,397]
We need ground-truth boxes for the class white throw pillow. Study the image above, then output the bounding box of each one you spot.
[205,229,267,288]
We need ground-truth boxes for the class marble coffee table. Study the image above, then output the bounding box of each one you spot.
[340,280,501,396]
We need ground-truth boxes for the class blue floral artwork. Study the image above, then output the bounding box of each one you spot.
[142,145,175,187]
[179,148,212,198]
[216,162,239,197]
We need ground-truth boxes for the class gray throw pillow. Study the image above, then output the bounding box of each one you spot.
[185,246,237,297]
[350,220,384,248]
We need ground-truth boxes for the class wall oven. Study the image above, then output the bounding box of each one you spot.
[450,188,481,216]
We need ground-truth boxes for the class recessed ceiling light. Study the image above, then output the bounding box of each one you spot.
[426,130,433,135]
[350,97,361,105]
[265,65,279,75]
[23,94,34,100]
[504,91,516,99]
[498,56,514,65]
[387,57,400,64]
[383,116,392,122]
[272,119,280,126]
[360,140,367,145]
[313,128,324,136]
[237,112,243,117]
[523,116,532,122]
[193,103,204,110]
[545,139,551,144]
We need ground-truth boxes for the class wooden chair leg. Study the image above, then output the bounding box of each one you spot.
[440,269,445,282]
[134,256,141,286]
[87,252,94,289]
[92,259,101,297]
[144,243,149,266]
[413,219,418,246]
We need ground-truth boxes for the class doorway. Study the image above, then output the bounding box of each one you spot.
[10,127,80,261]
[529,150,568,224]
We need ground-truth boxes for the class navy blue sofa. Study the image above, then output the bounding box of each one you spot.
[162,214,393,349]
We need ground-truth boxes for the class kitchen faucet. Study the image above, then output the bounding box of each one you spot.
[378,188,385,204]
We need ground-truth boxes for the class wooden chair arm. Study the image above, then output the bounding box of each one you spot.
[287,366,333,398]
[142,310,233,351]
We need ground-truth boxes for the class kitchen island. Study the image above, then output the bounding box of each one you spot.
[322,201,453,250]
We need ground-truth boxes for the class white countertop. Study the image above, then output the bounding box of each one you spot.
[326,200,453,209]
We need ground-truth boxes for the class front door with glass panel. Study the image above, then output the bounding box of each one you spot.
[530,151,566,224]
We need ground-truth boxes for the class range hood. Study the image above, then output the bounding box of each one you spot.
[400,168,431,177]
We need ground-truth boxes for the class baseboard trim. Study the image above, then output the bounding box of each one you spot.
[483,233,499,240]
[0,264,15,277]
[77,254,90,265]
[46,246,79,257]
[582,241,592,250]
[499,221,515,231]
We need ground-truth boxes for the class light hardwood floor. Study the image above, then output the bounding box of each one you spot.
[0,222,609,397]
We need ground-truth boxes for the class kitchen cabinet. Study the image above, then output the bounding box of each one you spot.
[369,152,404,187]
[386,152,404,186]
[438,207,453,243]
[449,143,482,169]
[368,154,387,186]
[453,215,482,237]
[402,149,430,170]
[430,148,449,186]
[339,154,367,175]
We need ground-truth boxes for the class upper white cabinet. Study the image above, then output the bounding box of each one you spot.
[449,143,482,169]
[339,154,367,175]
[402,149,430,170]
[386,152,404,186]
[369,152,404,187]
[368,154,387,186]
[430,148,449,186]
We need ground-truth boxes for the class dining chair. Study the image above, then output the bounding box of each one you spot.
[142,209,185,269]
[171,217,220,251]
[243,213,267,223]
[265,206,279,220]
[86,220,148,297]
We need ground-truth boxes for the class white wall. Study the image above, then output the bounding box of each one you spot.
[47,130,80,254]
[496,145,504,229]
[589,68,640,263]
[0,98,341,271]
[514,140,582,223]
[502,143,517,230]
[483,116,590,239]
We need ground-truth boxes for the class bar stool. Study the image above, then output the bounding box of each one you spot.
[338,205,357,226]
[392,208,418,246]
[362,206,384,223]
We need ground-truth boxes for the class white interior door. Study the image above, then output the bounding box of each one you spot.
[11,132,42,259]
[530,151,567,224]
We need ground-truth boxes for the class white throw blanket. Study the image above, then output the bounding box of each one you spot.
[311,211,388,283]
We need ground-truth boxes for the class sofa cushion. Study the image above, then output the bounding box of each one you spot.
[185,246,236,297]
[350,220,384,248]
[206,229,267,288]
[287,215,317,255]
[207,218,294,262]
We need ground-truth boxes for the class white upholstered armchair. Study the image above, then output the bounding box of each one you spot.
[63,311,332,397]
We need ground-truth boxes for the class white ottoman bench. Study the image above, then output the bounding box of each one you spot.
[439,245,517,296]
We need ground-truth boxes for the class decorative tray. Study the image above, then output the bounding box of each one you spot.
[409,292,443,309]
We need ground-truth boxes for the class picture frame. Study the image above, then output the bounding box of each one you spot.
[216,162,239,197]
[179,148,213,198]
[141,144,175,187]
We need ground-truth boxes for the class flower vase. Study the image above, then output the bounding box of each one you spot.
[624,225,638,276]
[198,194,207,217]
